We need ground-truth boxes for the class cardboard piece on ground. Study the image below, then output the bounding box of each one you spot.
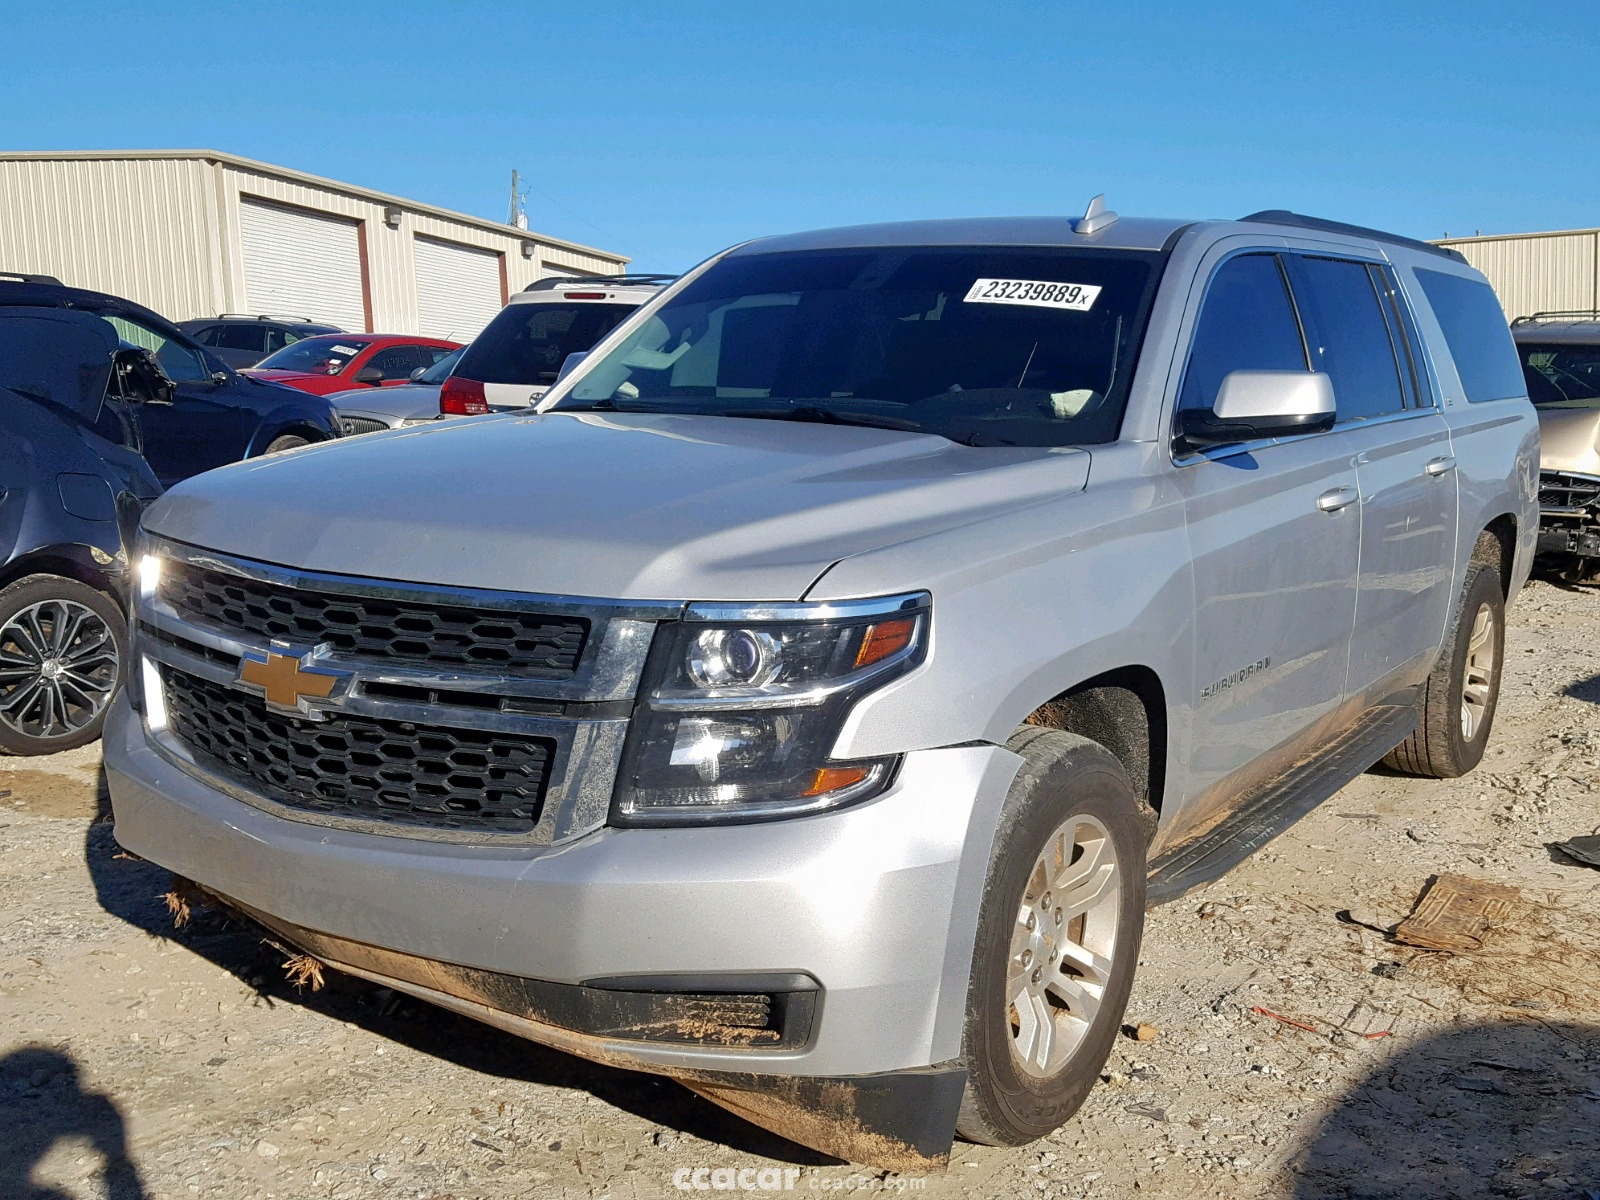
[1393,873,1520,952]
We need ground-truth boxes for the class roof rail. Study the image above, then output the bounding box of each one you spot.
[1238,210,1467,263]
[0,270,64,285]
[215,312,323,323]
[1510,309,1600,326]
[522,273,677,293]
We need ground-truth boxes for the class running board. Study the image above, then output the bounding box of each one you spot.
[1146,704,1416,906]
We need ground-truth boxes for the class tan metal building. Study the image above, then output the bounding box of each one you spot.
[0,149,628,339]
[1434,227,1600,323]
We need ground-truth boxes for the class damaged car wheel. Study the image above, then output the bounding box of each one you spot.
[956,727,1146,1145]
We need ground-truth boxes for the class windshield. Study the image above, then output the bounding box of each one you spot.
[255,338,372,374]
[557,247,1161,446]
[417,346,464,385]
[456,301,638,385]
[1519,341,1600,409]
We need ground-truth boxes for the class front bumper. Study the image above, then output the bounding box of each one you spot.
[104,694,1014,1080]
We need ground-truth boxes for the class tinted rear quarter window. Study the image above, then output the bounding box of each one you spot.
[1413,269,1525,403]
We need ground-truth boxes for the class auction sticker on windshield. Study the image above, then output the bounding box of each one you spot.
[963,279,1102,311]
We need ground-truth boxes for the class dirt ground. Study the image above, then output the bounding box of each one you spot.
[1,578,1597,1200]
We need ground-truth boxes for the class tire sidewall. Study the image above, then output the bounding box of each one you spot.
[0,574,128,756]
[961,732,1147,1144]
[1441,565,1505,774]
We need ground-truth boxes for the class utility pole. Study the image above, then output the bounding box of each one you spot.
[508,169,528,230]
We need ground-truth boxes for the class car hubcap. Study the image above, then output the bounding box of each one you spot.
[1007,813,1121,1078]
[0,599,119,742]
[1460,603,1497,742]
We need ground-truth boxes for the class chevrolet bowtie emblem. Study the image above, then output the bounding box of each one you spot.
[236,643,348,716]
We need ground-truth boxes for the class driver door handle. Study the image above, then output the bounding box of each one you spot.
[1424,456,1457,477]
[1317,485,1359,513]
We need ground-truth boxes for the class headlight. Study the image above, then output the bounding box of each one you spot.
[611,592,930,826]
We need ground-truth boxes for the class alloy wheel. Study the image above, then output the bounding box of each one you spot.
[1460,602,1497,742]
[1007,813,1123,1078]
[0,599,120,743]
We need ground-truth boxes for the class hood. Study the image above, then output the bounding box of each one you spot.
[243,368,347,394]
[328,383,442,422]
[143,411,1090,601]
[1537,407,1600,476]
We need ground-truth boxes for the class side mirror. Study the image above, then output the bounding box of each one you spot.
[1177,371,1336,451]
[112,347,176,407]
[409,366,427,381]
[554,351,588,385]
[354,365,384,385]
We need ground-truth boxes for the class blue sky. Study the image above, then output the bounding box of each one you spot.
[2,2,1593,271]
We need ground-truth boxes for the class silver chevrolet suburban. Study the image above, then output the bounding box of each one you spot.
[105,202,1538,1171]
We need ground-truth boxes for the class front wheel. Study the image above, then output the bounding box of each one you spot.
[956,727,1147,1146]
[0,575,128,756]
[262,434,310,455]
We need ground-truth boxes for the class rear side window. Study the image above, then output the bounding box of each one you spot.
[1287,256,1406,421]
[457,302,636,385]
[1413,269,1525,403]
[1178,254,1307,412]
[215,324,267,353]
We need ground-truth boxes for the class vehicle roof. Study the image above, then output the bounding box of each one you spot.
[0,278,186,336]
[1511,315,1600,344]
[510,282,664,306]
[284,332,461,347]
[728,211,1465,262]
[735,216,1193,255]
[181,316,339,329]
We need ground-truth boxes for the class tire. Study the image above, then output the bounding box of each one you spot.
[955,726,1147,1146]
[1383,562,1505,778]
[263,434,309,455]
[0,575,128,756]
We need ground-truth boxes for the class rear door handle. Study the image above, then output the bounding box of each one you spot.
[1317,485,1358,513]
[1424,456,1457,477]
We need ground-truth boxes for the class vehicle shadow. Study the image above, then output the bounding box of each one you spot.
[1563,672,1600,706]
[0,1045,147,1199]
[82,771,834,1167]
[1287,1018,1600,1199]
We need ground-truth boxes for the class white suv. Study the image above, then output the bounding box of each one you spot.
[440,274,675,414]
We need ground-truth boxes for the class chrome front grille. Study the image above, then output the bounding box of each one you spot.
[136,538,676,844]
[339,416,391,436]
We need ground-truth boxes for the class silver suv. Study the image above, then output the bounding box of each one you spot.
[106,203,1536,1172]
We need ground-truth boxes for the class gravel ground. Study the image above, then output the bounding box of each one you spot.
[1,577,1596,1200]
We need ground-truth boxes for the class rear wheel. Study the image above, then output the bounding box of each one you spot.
[0,575,127,756]
[1383,562,1505,778]
[956,727,1146,1145]
[263,434,309,455]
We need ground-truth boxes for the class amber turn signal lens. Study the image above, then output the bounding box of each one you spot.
[853,617,916,669]
[801,766,870,797]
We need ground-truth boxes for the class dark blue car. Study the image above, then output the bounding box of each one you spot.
[0,273,340,487]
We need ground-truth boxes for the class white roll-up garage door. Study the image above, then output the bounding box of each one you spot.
[414,236,504,340]
[239,198,366,331]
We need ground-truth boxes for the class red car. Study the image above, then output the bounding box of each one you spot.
[243,333,461,396]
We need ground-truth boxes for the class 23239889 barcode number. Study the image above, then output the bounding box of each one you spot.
[962,278,1102,311]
